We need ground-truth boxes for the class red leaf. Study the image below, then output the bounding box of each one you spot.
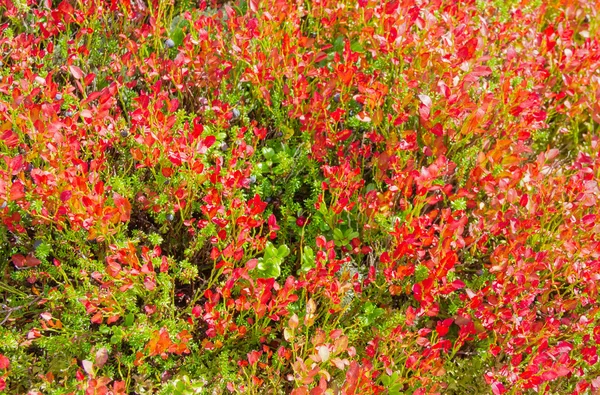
[417,94,432,108]
[12,254,26,269]
[82,196,93,207]
[545,148,559,161]
[83,90,102,105]
[519,194,528,207]
[95,348,109,369]
[249,0,258,12]
[14,254,41,268]
[541,371,558,381]
[0,354,9,369]
[142,306,156,316]
[84,73,96,86]
[91,312,103,324]
[160,256,169,273]
[316,236,326,248]
[405,306,417,326]
[452,279,465,289]
[113,381,126,395]
[491,382,506,395]
[94,181,104,195]
[385,0,399,14]
[582,214,596,225]
[60,190,72,202]
[9,181,25,201]
[247,350,262,365]
[337,64,354,85]
[314,52,327,63]
[253,127,267,140]
[246,259,258,270]
[191,118,203,139]
[82,360,93,376]
[290,387,309,395]
[337,129,352,142]
[342,361,359,393]
[555,365,571,377]
[113,193,131,222]
[144,276,156,291]
[431,123,444,136]
[204,135,216,148]
[457,38,478,61]
[162,167,174,177]
[1,129,19,148]
[169,98,179,112]
[224,5,236,21]
[248,194,267,215]
[191,305,202,318]
[268,214,280,231]
[57,0,74,16]
[69,65,84,80]
[436,319,451,337]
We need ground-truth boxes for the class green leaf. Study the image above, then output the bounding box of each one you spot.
[124,313,134,327]
[333,36,345,54]
[170,15,190,46]
[265,242,278,258]
[277,244,290,258]
[350,40,364,53]
[318,221,329,231]
[256,257,281,279]
[262,147,275,160]
[175,380,187,394]
[360,302,385,326]
[333,228,344,241]
[345,229,359,240]
[318,203,328,216]
[301,246,315,272]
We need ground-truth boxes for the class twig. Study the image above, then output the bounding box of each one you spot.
[0,295,43,326]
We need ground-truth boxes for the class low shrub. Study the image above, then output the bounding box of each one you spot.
[0,0,599,393]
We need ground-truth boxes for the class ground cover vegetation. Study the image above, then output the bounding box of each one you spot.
[0,0,600,393]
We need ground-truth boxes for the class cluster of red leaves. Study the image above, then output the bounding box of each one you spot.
[1,0,600,393]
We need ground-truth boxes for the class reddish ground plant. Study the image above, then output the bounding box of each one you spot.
[0,0,599,393]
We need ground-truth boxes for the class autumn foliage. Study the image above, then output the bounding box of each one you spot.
[1,0,600,393]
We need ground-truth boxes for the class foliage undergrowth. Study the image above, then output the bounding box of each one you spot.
[0,0,600,394]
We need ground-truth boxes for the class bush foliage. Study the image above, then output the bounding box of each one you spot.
[1,0,600,393]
